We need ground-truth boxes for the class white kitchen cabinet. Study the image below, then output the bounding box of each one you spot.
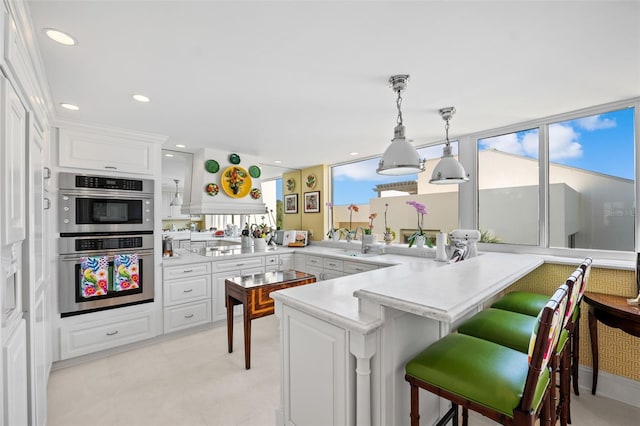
[279,305,352,426]
[60,310,157,360]
[163,262,212,333]
[1,75,27,245]
[343,261,379,275]
[58,126,160,175]
[2,319,28,426]
[294,253,307,273]
[265,253,295,272]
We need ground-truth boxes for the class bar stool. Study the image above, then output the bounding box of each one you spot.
[491,257,592,397]
[405,285,569,426]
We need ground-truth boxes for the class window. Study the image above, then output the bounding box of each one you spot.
[476,103,636,252]
[478,128,540,245]
[331,142,459,243]
[549,108,635,251]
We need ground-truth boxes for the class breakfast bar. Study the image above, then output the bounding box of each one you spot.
[271,252,543,426]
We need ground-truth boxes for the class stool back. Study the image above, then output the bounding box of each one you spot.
[577,257,593,302]
[565,268,584,327]
[522,284,569,411]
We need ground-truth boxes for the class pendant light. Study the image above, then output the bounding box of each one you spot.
[429,107,469,184]
[170,179,183,206]
[376,75,425,175]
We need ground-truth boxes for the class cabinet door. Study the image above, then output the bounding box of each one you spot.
[279,254,294,270]
[58,128,157,175]
[212,272,240,322]
[1,76,27,245]
[294,254,306,273]
[3,319,28,426]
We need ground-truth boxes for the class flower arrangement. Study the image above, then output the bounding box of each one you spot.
[364,213,377,235]
[383,203,395,243]
[406,200,431,247]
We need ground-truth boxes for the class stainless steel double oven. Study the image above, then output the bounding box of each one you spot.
[58,172,155,317]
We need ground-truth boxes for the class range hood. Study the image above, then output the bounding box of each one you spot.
[182,148,268,215]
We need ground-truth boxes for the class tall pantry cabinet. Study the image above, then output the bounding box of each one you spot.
[1,1,53,425]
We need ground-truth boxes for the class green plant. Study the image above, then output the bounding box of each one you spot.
[479,228,502,243]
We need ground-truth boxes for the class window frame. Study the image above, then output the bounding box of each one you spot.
[464,97,640,262]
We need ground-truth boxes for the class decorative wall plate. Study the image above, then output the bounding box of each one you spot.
[221,166,252,198]
[248,165,261,178]
[205,160,219,173]
[306,173,317,189]
[205,183,219,196]
[286,178,295,191]
[250,188,262,199]
[229,153,241,164]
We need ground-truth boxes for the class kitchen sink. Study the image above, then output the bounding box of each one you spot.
[335,250,382,258]
[206,239,241,247]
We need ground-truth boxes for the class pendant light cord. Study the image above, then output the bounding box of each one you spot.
[396,89,403,126]
[444,117,450,147]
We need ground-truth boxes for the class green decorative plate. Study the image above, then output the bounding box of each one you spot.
[229,153,241,165]
[205,160,219,173]
[249,165,261,178]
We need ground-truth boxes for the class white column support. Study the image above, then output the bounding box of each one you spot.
[349,330,378,426]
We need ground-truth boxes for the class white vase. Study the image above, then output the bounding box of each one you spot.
[415,235,426,248]
[253,237,266,251]
[363,234,376,245]
[383,232,393,245]
[330,230,338,241]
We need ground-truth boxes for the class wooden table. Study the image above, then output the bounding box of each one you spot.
[583,291,640,394]
[226,269,316,369]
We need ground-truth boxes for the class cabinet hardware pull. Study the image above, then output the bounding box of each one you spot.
[183,269,193,273]
[43,198,51,210]
[43,167,51,179]
[355,268,364,271]
[236,263,244,266]
[185,314,194,319]
[104,166,118,170]
[183,289,193,293]
[106,331,118,336]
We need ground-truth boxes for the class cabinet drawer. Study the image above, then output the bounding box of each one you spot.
[163,262,211,280]
[164,300,212,333]
[323,258,344,272]
[343,261,379,275]
[213,256,265,273]
[306,255,323,267]
[60,311,157,359]
[164,275,211,306]
[265,255,278,267]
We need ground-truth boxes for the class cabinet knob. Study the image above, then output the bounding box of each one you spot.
[106,330,119,336]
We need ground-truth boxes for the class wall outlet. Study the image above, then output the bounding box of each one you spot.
[308,230,314,237]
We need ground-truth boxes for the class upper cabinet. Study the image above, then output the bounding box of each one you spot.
[1,75,27,245]
[58,125,165,176]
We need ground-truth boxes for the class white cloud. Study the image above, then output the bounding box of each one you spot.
[549,123,583,161]
[333,158,392,181]
[575,115,616,131]
[479,133,526,156]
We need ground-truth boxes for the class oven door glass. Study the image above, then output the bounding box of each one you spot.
[75,254,144,302]
[76,198,143,224]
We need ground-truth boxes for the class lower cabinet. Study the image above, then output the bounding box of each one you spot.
[2,319,29,426]
[279,305,353,425]
[59,310,157,359]
[163,262,212,334]
[212,265,265,322]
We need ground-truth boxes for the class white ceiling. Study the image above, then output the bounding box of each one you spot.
[27,1,640,180]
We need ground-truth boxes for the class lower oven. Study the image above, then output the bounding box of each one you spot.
[59,234,155,317]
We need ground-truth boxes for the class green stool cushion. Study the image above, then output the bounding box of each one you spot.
[457,308,536,353]
[406,334,550,417]
[492,291,548,317]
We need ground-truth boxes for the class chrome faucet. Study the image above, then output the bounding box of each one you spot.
[354,226,369,253]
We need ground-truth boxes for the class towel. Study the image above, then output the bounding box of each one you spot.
[80,256,109,298]
[114,254,140,291]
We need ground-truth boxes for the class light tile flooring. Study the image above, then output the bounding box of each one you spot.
[48,315,640,426]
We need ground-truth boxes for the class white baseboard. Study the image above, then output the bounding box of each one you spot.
[578,365,640,408]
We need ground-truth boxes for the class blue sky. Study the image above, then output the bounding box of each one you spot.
[278,107,635,206]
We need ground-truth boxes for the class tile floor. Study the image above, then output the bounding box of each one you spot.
[48,315,640,425]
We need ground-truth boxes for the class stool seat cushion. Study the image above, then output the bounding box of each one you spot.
[405,333,550,417]
[492,291,548,317]
[457,308,536,353]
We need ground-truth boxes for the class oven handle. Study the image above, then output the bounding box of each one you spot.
[60,249,155,261]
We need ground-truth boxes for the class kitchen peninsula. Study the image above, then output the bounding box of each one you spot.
[270,250,543,426]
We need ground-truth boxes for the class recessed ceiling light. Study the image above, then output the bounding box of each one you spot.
[350,152,358,156]
[60,103,79,111]
[132,94,151,103]
[44,28,77,46]
[175,144,186,148]
[274,160,282,164]
[164,153,174,157]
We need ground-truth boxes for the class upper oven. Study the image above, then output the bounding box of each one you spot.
[59,172,154,235]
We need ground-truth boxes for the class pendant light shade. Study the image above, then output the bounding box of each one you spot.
[429,107,469,184]
[377,75,425,176]
[170,179,183,206]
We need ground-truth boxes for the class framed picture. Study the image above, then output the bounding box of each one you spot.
[284,193,298,214]
[304,191,320,213]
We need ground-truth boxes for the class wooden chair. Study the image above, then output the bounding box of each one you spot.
[405,285,569,426]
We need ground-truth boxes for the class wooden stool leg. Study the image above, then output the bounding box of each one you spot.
[226,293,234,353]
[410,381,420,426]
[572,312,581,396]
[559,348,570,426]
[462,407,468,426]
[243,302,252,369]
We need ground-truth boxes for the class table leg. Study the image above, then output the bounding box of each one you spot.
[588,309,598,395]
[244,301,252,369]
[227,292,234,354]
